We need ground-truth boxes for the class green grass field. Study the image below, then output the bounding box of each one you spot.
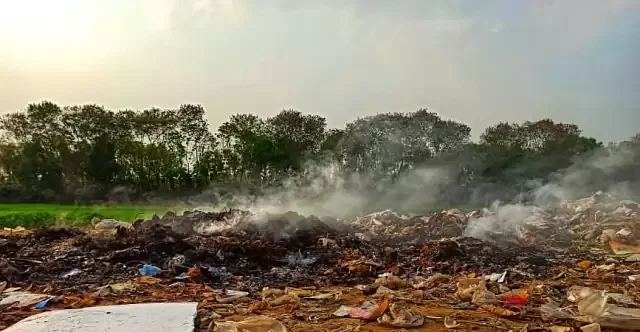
[0,202,483,229]
[0,204,180,228]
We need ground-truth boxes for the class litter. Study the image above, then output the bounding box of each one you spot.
[109,281,136,293]
[444,316,460,328]
[334,298,389,320]
[2,192,640,330]
[33,297,54,309]
[549,327,572,332]
[378,303,424,328]
[215,290,249,304]
[62,268,82,278]
[0,292,49,308]
[138,264,161,277]
[213,316,287,332]
[580,323,601,332]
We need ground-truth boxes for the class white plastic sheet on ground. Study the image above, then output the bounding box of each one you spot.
[4,302,198,332]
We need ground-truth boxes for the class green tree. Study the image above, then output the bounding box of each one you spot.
[87,134,119,186]
[338,109,471,181]
[0,100,629,205]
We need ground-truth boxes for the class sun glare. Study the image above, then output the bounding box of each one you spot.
[0,0,100,68]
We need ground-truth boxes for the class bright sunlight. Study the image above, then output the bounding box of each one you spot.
[0,0,101,68]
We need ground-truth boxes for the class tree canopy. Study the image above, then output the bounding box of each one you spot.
[0,101,636,206]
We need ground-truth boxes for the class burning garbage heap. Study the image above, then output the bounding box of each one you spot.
[1,191,640,331]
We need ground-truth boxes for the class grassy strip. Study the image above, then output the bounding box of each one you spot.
[0,203,484,229]
[0,204,178,228]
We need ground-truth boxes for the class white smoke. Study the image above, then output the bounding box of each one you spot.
[466,142,640,241]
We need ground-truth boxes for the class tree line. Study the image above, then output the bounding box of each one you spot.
[0,101,637,206]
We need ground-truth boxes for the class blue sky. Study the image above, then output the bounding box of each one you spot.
[0,0,638,142]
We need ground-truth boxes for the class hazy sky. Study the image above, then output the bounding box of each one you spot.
[0,0,638,142]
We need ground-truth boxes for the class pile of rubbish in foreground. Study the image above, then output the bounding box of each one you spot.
[1,191,640,331]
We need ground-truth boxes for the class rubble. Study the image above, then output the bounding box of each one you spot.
[1,191,640,331]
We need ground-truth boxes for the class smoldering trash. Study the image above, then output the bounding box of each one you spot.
[2,192,640,331]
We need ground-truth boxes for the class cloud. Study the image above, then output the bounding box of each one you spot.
[140,0,173,32]
[140,0,247,33]
[491,23,505,33]
[526,0,639,50]
[0,0,638,143]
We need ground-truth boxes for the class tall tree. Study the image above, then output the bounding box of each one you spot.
[338,110,471,181]
[0,101,623,206]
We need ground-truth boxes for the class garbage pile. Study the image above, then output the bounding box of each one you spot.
[1,191,640,331]
[558,191,640,254]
